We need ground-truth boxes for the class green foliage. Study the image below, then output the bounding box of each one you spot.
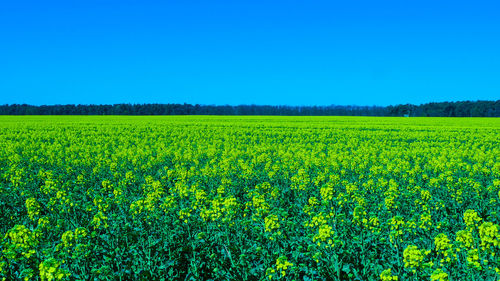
[0,116,499,280]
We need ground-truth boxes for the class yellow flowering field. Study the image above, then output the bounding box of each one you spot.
[0,116,499,280]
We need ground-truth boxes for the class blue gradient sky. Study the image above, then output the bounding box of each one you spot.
[1,0,499,106]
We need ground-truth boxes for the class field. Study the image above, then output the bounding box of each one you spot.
[0,116,499,281]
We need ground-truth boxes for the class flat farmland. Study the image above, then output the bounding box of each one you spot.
[0,116,499,280]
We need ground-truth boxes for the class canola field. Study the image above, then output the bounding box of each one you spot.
[0,116,499,281]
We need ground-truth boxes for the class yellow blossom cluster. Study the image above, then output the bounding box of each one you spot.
[39,258,70,281]
[464,209,482,228]
[403,245,425,270]
[25,198,41,221]
[275,256,293,277]
[479,222,500,249]
[264,214,280,236]
[430,268,448,281]
[379,268,398,281]
[313,224,334,247]
[2,225,38,260]
[434,233,455,264]
[455,230,474,249]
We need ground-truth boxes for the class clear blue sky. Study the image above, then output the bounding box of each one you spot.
[1,0,499,106]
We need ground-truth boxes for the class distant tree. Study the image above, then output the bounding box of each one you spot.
[0,100,498,116]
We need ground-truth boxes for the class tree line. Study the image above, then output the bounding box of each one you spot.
[0,100,498,117]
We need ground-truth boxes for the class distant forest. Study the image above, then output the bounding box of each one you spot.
[0,100,498,117]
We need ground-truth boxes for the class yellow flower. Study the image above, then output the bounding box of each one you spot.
[276,256,293,277]
[313,224,334,246]
[455,230,474,249]
[3,225,39,260]
[74,227,88,240]
[61,230,74,248]
[464,209,482,228]
[403,245,425,269]
[25,197,41,221]
[39,258,70,281]
[435,233,451,251]
[353,205,366,225]
[466,249,482,270]
[380,268,398,281]
[478,222,500,248]
[265,214,280,232]
[430,268,448,281]
[265,267,275,280]
[91,211,108,229]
